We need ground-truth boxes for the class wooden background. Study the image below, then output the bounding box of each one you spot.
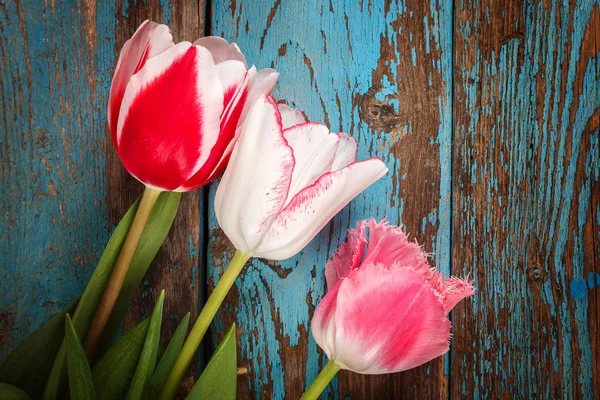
[1,0,598,399]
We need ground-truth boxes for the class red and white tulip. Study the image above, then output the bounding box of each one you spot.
[108,20,278,192]
[214,95,389,260]
[311,219,475,374]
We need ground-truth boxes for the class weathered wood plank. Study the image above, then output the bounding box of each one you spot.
[208,1,453,398]
[451,1,599,399]
[0,1,206,385]
[0,0,116,359]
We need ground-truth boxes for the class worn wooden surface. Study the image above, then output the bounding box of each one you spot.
[1,0,598,399]
[451,1,600,399]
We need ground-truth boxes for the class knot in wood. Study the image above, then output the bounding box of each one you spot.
[527,266,546,283]
[357,85,403,133]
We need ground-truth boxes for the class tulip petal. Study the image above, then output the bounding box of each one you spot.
[331,133,358,171]
[333,263,451,374]
[117,43,223,191]
[278,104,307,129]
[441,277,475,313]
[255,158,388,260]
[214,60,247,95]
[214,95,294,252]
[324,220,367,289]
[361,219,474,312]
[178,68,252,191]
[283,123,341,205]
[362,219,434,281]
[225,69,278,180]
[194,36,247,66]
[311,279,343,362]
[191,68,278,190]
[245,68,278,115]
[108,20,174,147]
[206,67,258,177]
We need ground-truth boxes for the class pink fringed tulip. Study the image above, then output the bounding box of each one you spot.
[108,20,277,192]
[215,95,389,260]
[303,220,474,399]
[313,219,474,372]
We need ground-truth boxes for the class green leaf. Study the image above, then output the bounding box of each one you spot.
[186,323,237,400]
[92,319,149,400]
[0,297,78,399]
[64,315,95,400]
[150,312,190,396]
[43,192,181,400]
[125,290,165,400]
[0,383,32,400]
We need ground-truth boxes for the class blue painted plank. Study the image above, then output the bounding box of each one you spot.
[0,0,115,360]
[208,0,454,398]
[0,1,206,378]
[451,1,599,399]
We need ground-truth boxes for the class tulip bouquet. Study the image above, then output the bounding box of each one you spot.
[0,21,474,400]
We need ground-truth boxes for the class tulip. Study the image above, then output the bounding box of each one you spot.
[302,219,475,399]
[109,20,277,192]
[85,20,277,359]
[215,95,388,260]
[161,96,388,399]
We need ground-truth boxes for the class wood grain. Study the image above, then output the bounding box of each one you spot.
[451,0,599,399]
[1,0,116,360]
[208,0,453,398]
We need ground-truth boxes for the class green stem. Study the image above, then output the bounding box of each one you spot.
[301,359,341,400]
[160,249,251,400]
[83,186,161,360]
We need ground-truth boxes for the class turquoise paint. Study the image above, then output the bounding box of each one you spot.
[588,272,600,289]
[570,279,588,300]
[424,16,431,54]
[121,1,130,18]
[188,234,198,257]
[159,0,173,25]
[0,0,116,360]
[454,0,599,398]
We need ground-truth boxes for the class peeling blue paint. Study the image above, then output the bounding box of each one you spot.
[189,234,198,258]
[0,0,116,360]
[588,272,600,289]
[570,279,588,300]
